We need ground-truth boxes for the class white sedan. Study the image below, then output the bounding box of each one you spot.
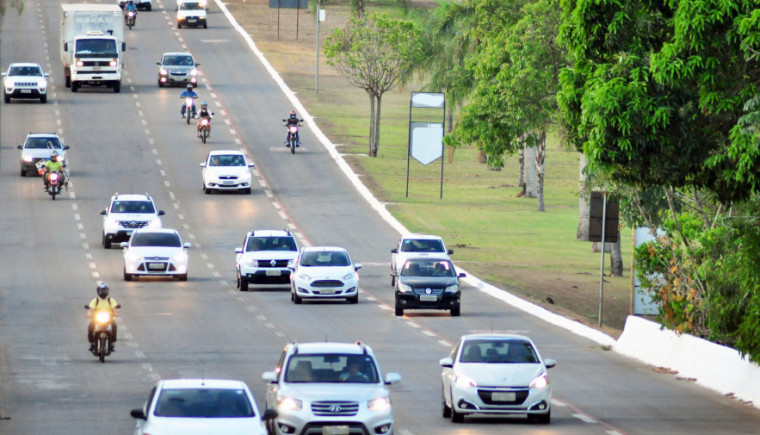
[290,246,362,304]
[440,334,555,424]
[200,150,254,194]
[122,229,190,281]
[130,378,275,435]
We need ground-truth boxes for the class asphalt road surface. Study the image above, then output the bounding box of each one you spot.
[1,1,760,434]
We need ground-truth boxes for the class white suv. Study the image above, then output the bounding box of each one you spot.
[390,234,453,285]
[2,63,49,103]
[235,230,298,291]
[262,342,401,435]
[100,194,164,248]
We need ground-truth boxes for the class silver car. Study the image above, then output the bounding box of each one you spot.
[157,52,199,87]
[262,342,401,435]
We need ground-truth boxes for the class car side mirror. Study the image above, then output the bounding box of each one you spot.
[63,43,68,52]
[0,72,6,77]
[100,209,107,215]
[195,63,201,66]
[262,371,278,383]
[200,162,206,167]
[384,372,402,385]
[156,62,161,65]
[263,408,278,420]
[44,73,50,77]
[390,248,398,254]
[439,357,454,368]
[458,273,466,278]
[448,249,454,255]
[130,408,147,420]
[120,242,129,248]
[235,247,243,254]
[63,145,70,150]
[122,42,126,51]
[17,145,22,149]
[158,210,165,216]
[354,263,362,271]
[544,358,556,369]
[183,243,192,249]
[248,162,255,167]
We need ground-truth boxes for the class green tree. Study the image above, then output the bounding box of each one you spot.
[324,13,423,157]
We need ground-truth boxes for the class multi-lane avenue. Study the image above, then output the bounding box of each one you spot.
[2,1,760,434]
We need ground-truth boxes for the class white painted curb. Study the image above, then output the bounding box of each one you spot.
[215,0,760,409]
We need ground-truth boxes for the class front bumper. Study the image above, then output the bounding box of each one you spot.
[205,177,250,191]
[293,279,359,299]
[178,17,206,27]
[241,268,292,286]
[20,158,47,174]
[5,88,46,99]
[71,70,120,84]
[396,291,459,311]
[452,385,551,417]
[124,259,187,276]
[273,409,393,435]
[159,73,197,85]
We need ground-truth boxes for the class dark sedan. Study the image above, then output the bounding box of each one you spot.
[394,258,465,317]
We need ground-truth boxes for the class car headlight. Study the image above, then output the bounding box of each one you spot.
[397,282,412,293]
[529,373,549,389]
[368,396,391,412]
[297,272,311,281]
[3,78,10,87]
[172,252,187,263]
[39,80,47,89]
[190,68,198,76]
[126,252,142,262]
[22,154,33,162]
[146,219,161,229]
[159,68,168,76]
[454,373,477,389]
[445,284,459,293]
[342,271,355,281]
[109,60,117,67]
[278,396,302,411]
[244,258,257,267]
[76,60,83,67]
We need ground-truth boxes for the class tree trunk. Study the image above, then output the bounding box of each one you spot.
[609,237,624,276]
[372,93,382,157]
[478,148,487,164]
[368,93,376,156]
[518,147,525,194]
[523,144,538,198]
[447,108,454,164]
[577,153,590,241]
[535,130,546,212]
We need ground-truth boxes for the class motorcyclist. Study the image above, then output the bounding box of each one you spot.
[42,151,65,191]
[124,0,137,24]
[196,100,213,137]
[283,110,302,147]
[179,84,199,118]
[87,283,119,353]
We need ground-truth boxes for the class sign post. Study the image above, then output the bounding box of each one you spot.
[407,92,446,198]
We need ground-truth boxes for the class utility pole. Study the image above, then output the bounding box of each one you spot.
[315,0,322,94]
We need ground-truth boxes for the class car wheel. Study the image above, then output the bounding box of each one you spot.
[20,168,26,177]
[40,95,47,104]
[293,291,302,304]
[451,305,461,317]
[347,294,358,304]
[394,304,403,317]
[390,275,395,286]
[65,76,71,88]
[71,81,78,92]
[147,4,152,10]
[103,234,111,249]
[450,403,464,423]
[177,22,181,29]
[113,82,121,93]
[3,91,10,103]
[124,268,133,281]
[203,183,210,194]
[244,188,252,194]
[177,273,188,281]
[528,410,551,424]
[441,387,451,418]
[203,21,207,29]
[240,276,249,292]
[158,80,164,88]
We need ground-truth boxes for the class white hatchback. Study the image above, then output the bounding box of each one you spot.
[130,378,275,435]
[290,247,361,304]
[440,334,555,424]
[122,229,190,281]
[200,150,254,194]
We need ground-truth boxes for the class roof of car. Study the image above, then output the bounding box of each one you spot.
[132,228,179,235]
[248,230,293,238]
[26,133,59,138]
[288,342,373,355]
[162,52,193,57]
[460,333,533,342]
[301,246,347,253]
[158,378,249,390]
[8,62,42,68]
[402,234,444,241]
[112,193,153,202]
[209,149,245,156]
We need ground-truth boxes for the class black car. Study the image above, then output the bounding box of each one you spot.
[394,258,465,317]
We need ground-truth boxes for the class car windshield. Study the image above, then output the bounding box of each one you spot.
[460,339,539,364]
[131,232,181,247]
[110,200,155,214]
[154,388,254,418]
[245,236,297,252]
[208,154,246,167]
[163,55,194,66]
[25,138,62,150]
[300,251,350,267]
[9,66,42,76]
[400,238,444,253]
[400,260,455,277]
[284,354,379,383]
[180,2,203,10]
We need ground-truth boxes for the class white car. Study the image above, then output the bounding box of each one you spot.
[17,133,69,177]
[200,150,254,194]
[235,229,299,291]
[390,234,453,285]
[440,334,556,424]
[177,0,207,28]
[130,379,275,435]
[122,229,190,281]
[290,246,361,304]
[100,193,164,248]
[262,342,401,435]
[2,63,49,103]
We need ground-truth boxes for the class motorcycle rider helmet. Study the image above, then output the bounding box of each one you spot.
[96,283,109,299]
[50,151,59,159]
[201,101,208,108]
[186,84,193,91]
[289,111,296,120]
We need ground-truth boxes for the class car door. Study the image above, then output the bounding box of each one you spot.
[441,342,460,403]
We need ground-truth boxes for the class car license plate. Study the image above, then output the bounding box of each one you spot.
[21,89,32,93]
[492,392,516,402]
[322,426,349,435]
[420,295,438,302]
[320,289,338,294]
[223,180,234,184]
[148,263,165,270]
[265,270,281,276]
[188,18,197,23]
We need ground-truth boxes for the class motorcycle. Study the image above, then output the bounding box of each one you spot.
[125,11,136,30]
[197,113,214,143]
[36,160,68,200]
[184,97,196,124]
[85,304,121,363]
[283,118,303,154]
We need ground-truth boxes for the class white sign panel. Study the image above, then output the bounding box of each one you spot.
[411,92,445,109]
[410,122,443,165]
[633,227,665,315]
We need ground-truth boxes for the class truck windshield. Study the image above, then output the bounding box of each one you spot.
[76,39,117,57]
